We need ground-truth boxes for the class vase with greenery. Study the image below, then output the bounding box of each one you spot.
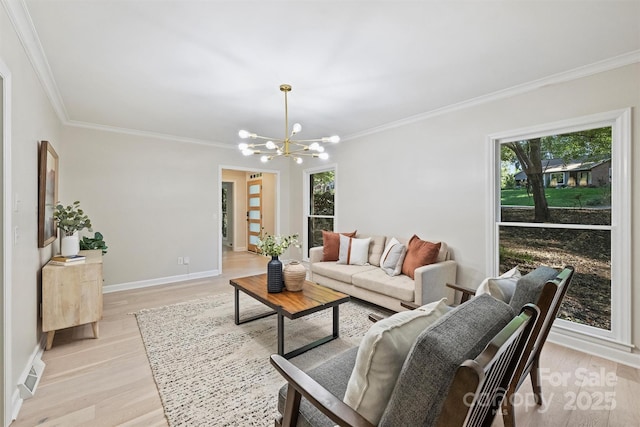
[53,201,92,257]
[257,231,299,293]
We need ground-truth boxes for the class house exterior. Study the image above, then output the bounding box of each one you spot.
[514,158,611,188]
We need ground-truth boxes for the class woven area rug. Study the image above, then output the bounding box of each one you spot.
[135,291,385,426]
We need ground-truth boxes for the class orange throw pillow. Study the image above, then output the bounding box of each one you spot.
[322,230,357,261]
[401,235,441,279]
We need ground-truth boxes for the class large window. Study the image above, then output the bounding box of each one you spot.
[489,109,631,349]
[304,167,336,258]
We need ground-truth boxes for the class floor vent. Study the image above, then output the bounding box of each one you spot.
[18,358,45,399]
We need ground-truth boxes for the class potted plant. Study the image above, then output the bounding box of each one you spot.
[79,231,108,255]
[256,231,299,293]
[53,201,92,257]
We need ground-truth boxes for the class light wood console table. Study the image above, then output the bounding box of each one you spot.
[41,249,103,350]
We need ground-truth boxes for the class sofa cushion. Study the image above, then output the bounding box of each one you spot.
[352,268,415,302]
[322,230,357,261]
[509,266,558,312]
[337,236,371,266]
[358,234,386,266]
[401,235,441,279]
[380,237,407,277]
[343,299,449,424]
[476,266,521,303]
[311,262,377,284]
[379,294,515,426]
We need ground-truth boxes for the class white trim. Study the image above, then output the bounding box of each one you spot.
[102,270,219,294]
[1,0,68,122]
[302,164,337,261]
[343,51,640,142]
[610,108,632,348]
[10,338,45,422]
[65,120,232,149]
[217,165,281,275]
[487,108,633,360]
[0,55,13,427]
[548,329,640,369]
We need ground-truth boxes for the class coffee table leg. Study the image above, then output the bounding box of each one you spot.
[234,287,240,325]
[333,305,339,338]
[232,286,277,325]
[278,313,284,356]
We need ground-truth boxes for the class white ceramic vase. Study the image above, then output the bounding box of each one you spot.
[60,232,80,257]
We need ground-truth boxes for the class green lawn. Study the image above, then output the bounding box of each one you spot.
[501,187,610,207]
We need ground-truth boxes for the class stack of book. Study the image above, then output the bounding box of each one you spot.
[49,255,86,266]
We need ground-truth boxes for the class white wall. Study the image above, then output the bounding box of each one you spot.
[292,63,640,356]
[58,126,292,288]
[1,4,62,419]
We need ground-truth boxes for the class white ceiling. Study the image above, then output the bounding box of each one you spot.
[10,0,640,148]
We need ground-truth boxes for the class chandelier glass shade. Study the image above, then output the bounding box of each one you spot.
[238,84,340,164]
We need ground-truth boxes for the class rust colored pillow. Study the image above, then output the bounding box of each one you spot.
[322,230,357,261]
[401,235,441,279]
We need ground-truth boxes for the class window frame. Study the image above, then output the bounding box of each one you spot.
[487,108,631,350]
[303,164,338,260]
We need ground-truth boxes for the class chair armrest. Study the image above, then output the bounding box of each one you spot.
[270,355,375,427]
[309,246,324,263]
[413,260,457,306]
[446,283,476,305]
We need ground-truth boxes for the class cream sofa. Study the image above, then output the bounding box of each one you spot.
[309,235,457,312]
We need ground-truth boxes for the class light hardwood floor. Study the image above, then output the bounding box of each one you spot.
[12,250,640,426]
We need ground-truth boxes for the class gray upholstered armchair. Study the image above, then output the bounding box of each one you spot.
[270,294,540,427]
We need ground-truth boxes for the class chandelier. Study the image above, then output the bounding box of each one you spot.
[238,84,340,164]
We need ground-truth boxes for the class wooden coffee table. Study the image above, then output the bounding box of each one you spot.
[229,274,350,359]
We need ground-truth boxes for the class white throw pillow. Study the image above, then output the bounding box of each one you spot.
[476,266,521,303]
[343,298,449,424]
[337,235,371,266]
[379,237,399,266]
[380,238,407,276]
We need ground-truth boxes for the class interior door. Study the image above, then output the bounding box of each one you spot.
[247,179,262,252]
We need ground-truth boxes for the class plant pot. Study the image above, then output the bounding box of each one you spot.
[60,232,80,257]
[284,261,306,292]
[267,256,284,293]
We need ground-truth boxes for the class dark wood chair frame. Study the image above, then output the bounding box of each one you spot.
[271,304,540,427]
[444,266,575,427]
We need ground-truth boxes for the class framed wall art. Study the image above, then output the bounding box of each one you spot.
[38,140,58,247]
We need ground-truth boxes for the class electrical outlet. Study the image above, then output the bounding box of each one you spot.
[177,257,183,265]
[183,256,190,265]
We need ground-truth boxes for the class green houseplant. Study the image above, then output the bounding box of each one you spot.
[53,201,92,256]
[79,231,108,255]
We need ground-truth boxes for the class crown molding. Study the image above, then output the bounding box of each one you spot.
[5,0,639,147]
[2,0,69,122]
[342,50,640,142]
[65,120,233,149]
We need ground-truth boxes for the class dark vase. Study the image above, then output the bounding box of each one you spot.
[267,256,284,293]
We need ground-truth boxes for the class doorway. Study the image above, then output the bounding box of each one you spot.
[221,181,234,249]
[219,167,278,274]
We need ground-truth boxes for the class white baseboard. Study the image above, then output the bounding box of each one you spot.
[11,336,47,421]
[103,270,219,294]
[548,329,640,369]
